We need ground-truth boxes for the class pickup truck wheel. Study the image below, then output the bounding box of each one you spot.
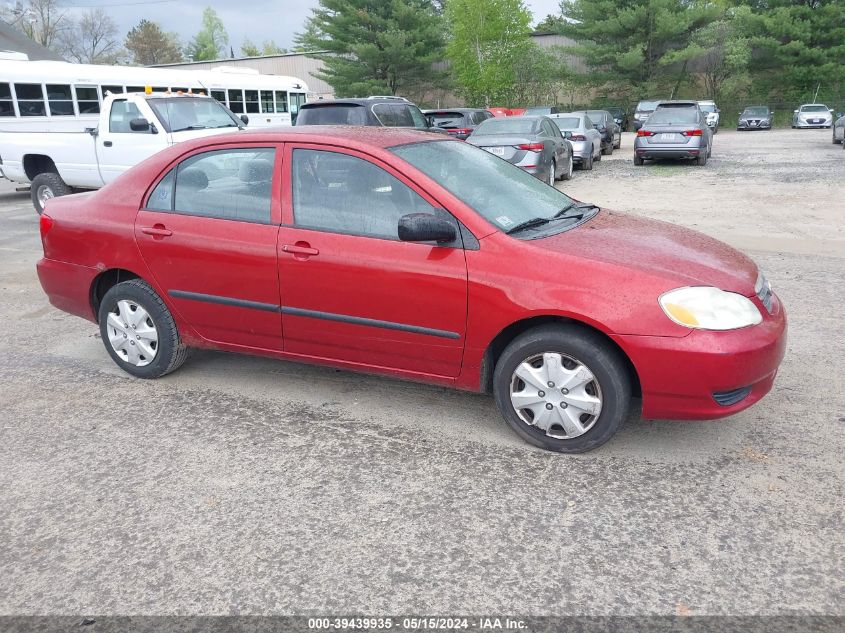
[98,279,189,379]
[31,173,72,215]
[492,324,631,453]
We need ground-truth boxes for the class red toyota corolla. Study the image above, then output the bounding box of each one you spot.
[37,127,787,453]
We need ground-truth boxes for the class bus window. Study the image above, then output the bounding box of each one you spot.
[15,83,46,117]
[153,87,168,93]
[260,90,274,114]
[228,89,244,113]
[274,91,288,113]
[0,83,14,117]
[46,84,74,116]
[127,86,145,93]
[211,90,226,104]
[75,86,100,114]
[290,93,307,113]
[245,90,259,113]
[102,85,124,97]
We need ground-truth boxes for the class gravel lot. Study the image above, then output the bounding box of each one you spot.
[0,128,842,617]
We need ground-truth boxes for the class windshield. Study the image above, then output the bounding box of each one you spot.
[698,104,717,113]
[552,117,581,130]
[297,104,368,125]
[636,100,659,111]
[474,118,537,135]
[801,105,829,112]
[646,108,699,125]
[391,140,579,235]
[524,107,551,115]
[743,107,769,116]
[148,97,242,132]
[428,112,466,128]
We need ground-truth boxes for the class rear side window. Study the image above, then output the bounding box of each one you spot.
[147,169,175,211]
[297,104,367,125]
[171,148,275,223]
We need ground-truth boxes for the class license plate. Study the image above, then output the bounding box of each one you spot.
[810,119,821,124]
[660,133,676,141]
[484,146,505,156]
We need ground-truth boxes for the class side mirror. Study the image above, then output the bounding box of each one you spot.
[129,117,151,132]
[240,114,249,125]
[398,213,457,244]
[836,112,843,118]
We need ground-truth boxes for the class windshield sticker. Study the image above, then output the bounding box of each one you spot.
[496,216,514,228]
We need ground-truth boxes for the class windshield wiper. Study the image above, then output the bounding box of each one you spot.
[506,217,553,234]
[552,201,600,219]
[212,123,238,128]
[172,125,210,132]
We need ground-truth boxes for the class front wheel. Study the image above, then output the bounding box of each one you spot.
[98,279,189,379]
[30,172,72,215]
[493,325,631,453]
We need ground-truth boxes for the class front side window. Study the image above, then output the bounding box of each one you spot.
[292,149,438,240]
[0,83,13,117]
[15,83,45,116]
[108,100,143,132]
[170,148,275,223]
[46,84,74,116]
[391,140,579,236]
[75,86,100,114]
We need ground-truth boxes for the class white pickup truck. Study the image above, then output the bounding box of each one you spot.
[0,91,247,213]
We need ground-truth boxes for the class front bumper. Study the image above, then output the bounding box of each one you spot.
[738,120,771,130]
[614,292,787,420]
[795,119,831,128]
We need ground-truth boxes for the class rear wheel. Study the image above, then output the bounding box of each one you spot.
[602,141,613,156]
[634,155,644,166]
[697,152,708,166]
[614,133,621,149]
[492,324,631,453]
[582,149,594,170]
[561,155,573,180]
[30,172,72,215]
[548,160,556,186]
[98,279,189,379]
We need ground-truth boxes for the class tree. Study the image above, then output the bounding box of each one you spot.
[295,0,446,97]
[125,20,183,66]
[58,8,123,64]
[184,7,229,61]
[512,44,575,107]
[445,0,533,107]
[241,38,287,57]
[559,0,719,97]
[535,13,566,31]
[5,0,68,50]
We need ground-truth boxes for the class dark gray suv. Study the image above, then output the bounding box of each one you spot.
[296,96,432,129]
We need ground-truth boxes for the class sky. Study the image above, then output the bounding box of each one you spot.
[56,0,563,58]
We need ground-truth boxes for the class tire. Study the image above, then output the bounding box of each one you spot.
[697,152,707,166]
[613,133,621,149]
[582,149,594,170]
[98,279,189,379]
[548,160,556,186]
[30,172,72,215]
[492,324,631,453]
[602,141,613,156]
[633,155,644,166]
[712,126,718,135]
[561,155,573,181]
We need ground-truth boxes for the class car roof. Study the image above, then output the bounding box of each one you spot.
[423,107,484,113]
[656,100,699,106]
[300,97,417,107]
[799,103,829,107]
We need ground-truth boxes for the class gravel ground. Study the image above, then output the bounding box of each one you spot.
[0,128,842,617]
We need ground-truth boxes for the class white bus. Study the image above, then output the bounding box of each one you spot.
[0,59,309,132]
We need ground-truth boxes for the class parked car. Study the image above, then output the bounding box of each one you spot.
[633,99,661,130]
[697,100,720,134]
[831,113,844,144]
[605,106,630,132]
[36,127,786,453]
[423,108,493,140]
[0,91,245,214]
[467,115,573,184]
[634,101,713,166]
[296,96,433,130]
[737,106,773,131]
[549,113,602,170]
[584,109,622,152]
[791,104,833,128]
[523,106,562,116]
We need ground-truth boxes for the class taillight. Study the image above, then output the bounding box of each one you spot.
[447,128,472,136]
[569,134,586,141]
[39,213,54,240]
[637,130,655,137]
[517,142,544,151]
[681,129,703,137]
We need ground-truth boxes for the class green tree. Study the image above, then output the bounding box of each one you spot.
[241,38,287,57]
[185,7,229,61]
[559,0,719,96]
[125,19,183,65]
[445,0,533,106]
[295,0,445,96]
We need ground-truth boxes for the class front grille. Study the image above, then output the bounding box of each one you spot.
[757,283,773,313]
[713,386,752,406]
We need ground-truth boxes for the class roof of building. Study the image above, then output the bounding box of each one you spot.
[0,20,64,61]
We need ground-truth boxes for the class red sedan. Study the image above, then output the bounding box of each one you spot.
[37,127,787,452]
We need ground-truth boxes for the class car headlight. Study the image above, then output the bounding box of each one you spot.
[659,286,762,330]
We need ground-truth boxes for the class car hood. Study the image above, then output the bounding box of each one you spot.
[533,210,758,295]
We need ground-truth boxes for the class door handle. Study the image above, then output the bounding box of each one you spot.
[282,243,319,257]
[141,225,172,237]
[103,141,113,147]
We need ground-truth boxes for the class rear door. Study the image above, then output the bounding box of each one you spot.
[277,144,468,377]
[135,144,283,350]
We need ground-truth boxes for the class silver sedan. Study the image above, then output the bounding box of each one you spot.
[548,113,602,170]
[833,114,845,146]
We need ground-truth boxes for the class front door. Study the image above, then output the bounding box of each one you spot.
[277,145,468,378]
[97,98,169,184]
[135,145,283,350]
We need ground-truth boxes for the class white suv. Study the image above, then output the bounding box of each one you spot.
[697,100,720,133]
